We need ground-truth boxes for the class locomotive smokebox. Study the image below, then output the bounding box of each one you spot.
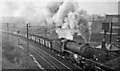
[102,39,106,50]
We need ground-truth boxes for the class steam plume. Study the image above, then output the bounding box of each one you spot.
[1,2,92,43]
[52,1,91,43]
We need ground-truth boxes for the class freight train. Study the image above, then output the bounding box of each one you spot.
[13,32,120,71]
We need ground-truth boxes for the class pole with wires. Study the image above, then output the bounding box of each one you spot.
[6,23,9,40]
[109,22,113,43]
[26,24,29,55]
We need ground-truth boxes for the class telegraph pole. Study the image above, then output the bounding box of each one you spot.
[7,23,9,33]
[109,22,113,43]
[17,30,20,45]
[6,23,9,40]
[26,24,29,55]
[45,20,47,38]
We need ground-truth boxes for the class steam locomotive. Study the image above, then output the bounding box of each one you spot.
[17,33,120,71]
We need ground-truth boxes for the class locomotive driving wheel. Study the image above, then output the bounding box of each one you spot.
[69,54,76,63]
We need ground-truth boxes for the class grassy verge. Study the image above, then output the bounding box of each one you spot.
[2,33,38,69]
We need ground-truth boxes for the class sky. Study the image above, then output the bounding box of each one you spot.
[0,0,119,17]
[0,0,119,38]
[78,2,118,15]
[0,0,119,2]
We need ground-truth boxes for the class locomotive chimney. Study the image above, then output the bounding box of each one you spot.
[84,43,90,47]
[102,39,106,50]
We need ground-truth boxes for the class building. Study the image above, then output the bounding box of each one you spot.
[105,15,120,44]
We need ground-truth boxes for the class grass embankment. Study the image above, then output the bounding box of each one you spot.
[2,33,38,69]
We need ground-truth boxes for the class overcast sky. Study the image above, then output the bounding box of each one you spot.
[0,0,119,17]
[0,0,119,2]
[78,2,118,15]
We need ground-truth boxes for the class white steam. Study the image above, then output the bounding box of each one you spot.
[53,1,78,27]
[52,1,91,43]
[1,1,92,43]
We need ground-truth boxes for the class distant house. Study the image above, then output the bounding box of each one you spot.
[105,15,120,33]
[91,14,120,34]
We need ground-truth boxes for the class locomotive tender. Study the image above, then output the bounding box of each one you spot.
[18,33,119,71]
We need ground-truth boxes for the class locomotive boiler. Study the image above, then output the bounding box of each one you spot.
[65,42,94,59]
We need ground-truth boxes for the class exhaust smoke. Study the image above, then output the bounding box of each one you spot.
[52,1,92,43]
[2,1,92,43]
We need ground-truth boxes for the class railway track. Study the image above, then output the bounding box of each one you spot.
[31,47,61,70]
[19,38,67,70]
[10,33,84,70]
[20,39,64,70]
[21,38,81,70]
[29,44,72,70]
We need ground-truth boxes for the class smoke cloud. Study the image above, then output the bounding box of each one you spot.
[1,1,92,43]
[53,1,78,27]
[52,1,91,43]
